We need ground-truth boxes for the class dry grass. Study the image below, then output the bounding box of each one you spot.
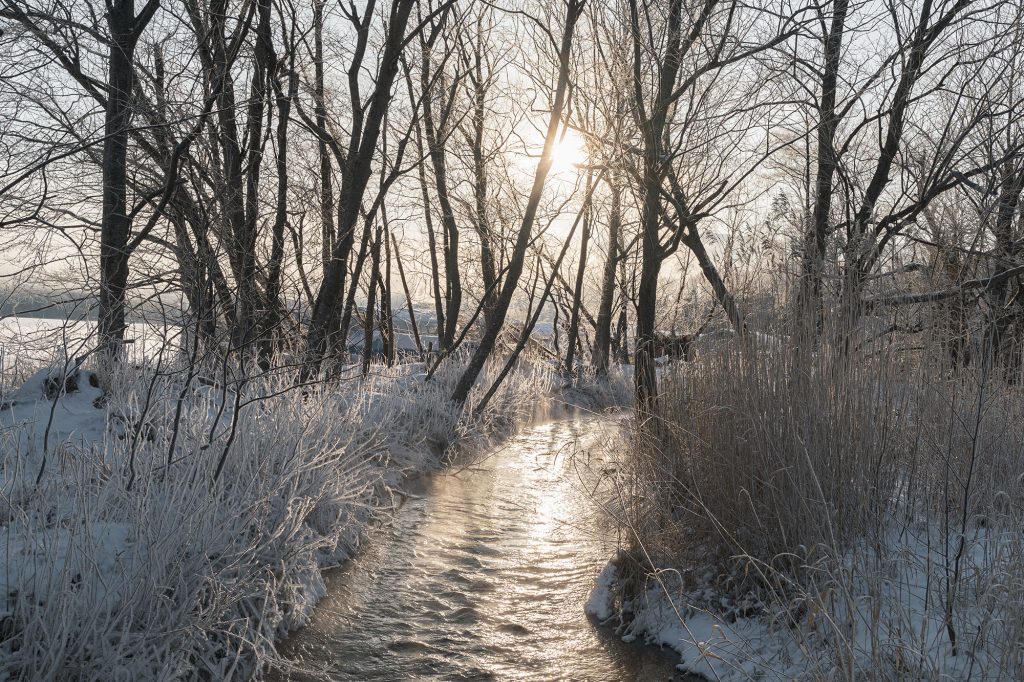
[623,331,1024,679]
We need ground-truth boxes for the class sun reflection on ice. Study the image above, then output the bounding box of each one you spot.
[274,417,684,680]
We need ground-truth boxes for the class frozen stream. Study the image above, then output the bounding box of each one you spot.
[272,416,689,681]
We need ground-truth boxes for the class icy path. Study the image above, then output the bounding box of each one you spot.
[272,416,689,681]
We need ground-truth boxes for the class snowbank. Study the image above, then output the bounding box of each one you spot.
[589,524,1024,680]
[587,560,805,680]
[0,349,633,679]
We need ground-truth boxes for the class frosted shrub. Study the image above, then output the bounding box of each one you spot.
[0,347,559,680]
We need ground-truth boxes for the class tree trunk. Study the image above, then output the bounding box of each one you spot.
[635,183,662,406]
[592,170,621,373]
[263,34,298,365]
[468,32,498,327]
[382,218,395,365]
[614,226,631,364]
[682,225,746,336]
[420,53,462,349]
[630,0,683,406]
[409,99,447,348]
[314,0,334,270]
[986,161,1024,373]
[205,0,257,351]
[306,0,417,368]
[98,0,157,359]
[235,0,274,354]
[449,0,585,405]
[797,0,849,334]
[392,233,423,354]
[362,223,383,376]
[338,219,375,351]
[563,169,594,374]
[476,204,587,413]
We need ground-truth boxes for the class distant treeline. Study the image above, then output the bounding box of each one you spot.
[0,285,179,324]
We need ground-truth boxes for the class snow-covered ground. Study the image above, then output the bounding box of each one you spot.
[0,362,466,678]
[0,319,633,679]
[588,520,1024,680]
[587,556,806,679]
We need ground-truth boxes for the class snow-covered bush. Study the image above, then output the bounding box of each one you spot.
[0,344,559,679]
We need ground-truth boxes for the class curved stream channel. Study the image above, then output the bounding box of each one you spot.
[272,415,690,681]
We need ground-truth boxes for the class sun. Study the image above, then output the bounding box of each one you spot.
[549,128,587,173]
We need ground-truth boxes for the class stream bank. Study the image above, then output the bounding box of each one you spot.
[272,416,692,681]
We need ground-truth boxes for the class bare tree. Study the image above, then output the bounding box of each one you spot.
[623,0,797,403]
[1,0,160,360]
[793,0,1020,334]
[450,0,587,404]
[304,0,442,369]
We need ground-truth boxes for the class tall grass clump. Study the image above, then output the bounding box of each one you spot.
[635,335,912,576]
[623,330,1024,679]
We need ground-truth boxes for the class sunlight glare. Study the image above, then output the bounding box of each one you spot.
[549,129,587,173]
